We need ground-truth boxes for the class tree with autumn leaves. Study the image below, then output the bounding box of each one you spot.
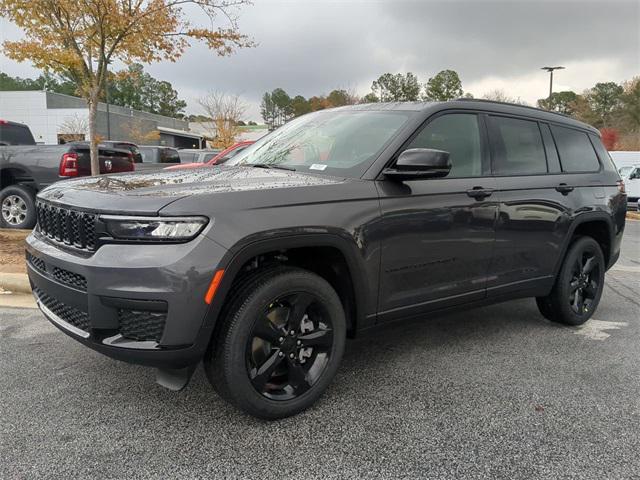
[0,0,253,175]
[538,78,640,150]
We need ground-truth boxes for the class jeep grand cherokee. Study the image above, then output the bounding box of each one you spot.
[25,101,627,419]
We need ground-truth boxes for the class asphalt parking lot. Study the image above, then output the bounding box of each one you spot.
[1,222,639,480]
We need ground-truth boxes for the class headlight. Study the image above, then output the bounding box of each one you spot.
[100,215,208,241]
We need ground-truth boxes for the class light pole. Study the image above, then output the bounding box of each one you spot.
[541,66,565,100]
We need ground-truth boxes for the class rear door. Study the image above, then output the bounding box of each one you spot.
[485,115,586,295]
[376,112,498,320]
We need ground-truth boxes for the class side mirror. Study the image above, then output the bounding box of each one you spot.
[383,148,451,181]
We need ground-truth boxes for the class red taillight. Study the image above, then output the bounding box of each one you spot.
[617,179,626,194]
[59,152,78,177]
[127,152,135,171]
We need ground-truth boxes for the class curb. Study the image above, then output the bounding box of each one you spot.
[0,272,31,294]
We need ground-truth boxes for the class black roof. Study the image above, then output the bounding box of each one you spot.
[334,99,598,134]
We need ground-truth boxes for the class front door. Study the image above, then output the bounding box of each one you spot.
[376,112,498,321]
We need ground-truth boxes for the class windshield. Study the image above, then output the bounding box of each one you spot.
[227,110,412,178]
[619,166,633,177]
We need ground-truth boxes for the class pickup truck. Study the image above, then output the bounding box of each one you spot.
[0,120,135,229]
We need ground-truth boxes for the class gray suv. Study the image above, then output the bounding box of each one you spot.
[26,101,626,419]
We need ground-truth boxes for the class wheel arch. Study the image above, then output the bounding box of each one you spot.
[554,212,615,275]
[1,166,37,190]
[205,232,373,337]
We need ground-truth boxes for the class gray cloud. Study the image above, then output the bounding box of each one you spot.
[148,0,639,119]
[3,0,639,120]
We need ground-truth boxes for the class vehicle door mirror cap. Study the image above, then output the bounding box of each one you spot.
[383,148,451,181]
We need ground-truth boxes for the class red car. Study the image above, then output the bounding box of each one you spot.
[165,141,254,171]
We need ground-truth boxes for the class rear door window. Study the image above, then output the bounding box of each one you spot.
[551,125,600,172]
[489,116,547,175]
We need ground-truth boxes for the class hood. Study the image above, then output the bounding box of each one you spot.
[37,165,346,215]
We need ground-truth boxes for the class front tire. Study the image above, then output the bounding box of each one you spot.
[0,185,36,229]
[205,267,346,419]
[536,237,605,326]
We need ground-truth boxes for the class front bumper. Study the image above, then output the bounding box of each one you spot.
[26,230,227,369]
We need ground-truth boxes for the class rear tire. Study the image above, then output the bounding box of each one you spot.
[0,185,36,229]
[536,237,605,326]
[204,266,346,419]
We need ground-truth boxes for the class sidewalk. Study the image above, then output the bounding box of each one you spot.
[0,228,34,307]
[0,274,35,308]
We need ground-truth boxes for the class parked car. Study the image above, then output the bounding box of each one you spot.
[26,100,626,419]
[99,141,143,164]
[136,145,181,171]
[165,141,253,171]
[621,165,640,209]
[619,165,634,178]
[177,148,221,164]
[0,120,134,229]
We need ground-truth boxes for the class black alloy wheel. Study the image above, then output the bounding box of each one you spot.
[205,267,346,419]
[568,249,601,316]
[247,292,334,400]
[536,236,605,326]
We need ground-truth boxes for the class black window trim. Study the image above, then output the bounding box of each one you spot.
[375,107,602,180]
[538,122,562,173]
[379,109,491,180]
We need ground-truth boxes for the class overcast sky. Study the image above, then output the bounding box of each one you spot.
[1,0,638,121]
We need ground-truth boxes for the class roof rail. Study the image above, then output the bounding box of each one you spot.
[453,97,571,118]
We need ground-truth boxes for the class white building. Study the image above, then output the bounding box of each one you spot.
[0,90,203,148]
[188,121,269,146]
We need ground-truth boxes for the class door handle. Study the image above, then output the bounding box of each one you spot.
[555,183,575,195]
[466,187,494,199]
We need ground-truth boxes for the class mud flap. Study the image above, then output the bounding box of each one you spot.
[156,365,196,391]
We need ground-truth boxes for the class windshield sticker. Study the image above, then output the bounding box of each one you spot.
[310,164,327,171]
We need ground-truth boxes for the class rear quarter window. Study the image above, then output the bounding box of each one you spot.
[588,133,617,173]
[551,125,600,172]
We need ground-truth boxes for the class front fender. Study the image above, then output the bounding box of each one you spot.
[203,229,377,334]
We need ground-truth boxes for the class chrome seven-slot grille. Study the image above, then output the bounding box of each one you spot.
[36,201,97,251]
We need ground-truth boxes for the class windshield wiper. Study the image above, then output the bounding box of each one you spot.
[249,163,296,172]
